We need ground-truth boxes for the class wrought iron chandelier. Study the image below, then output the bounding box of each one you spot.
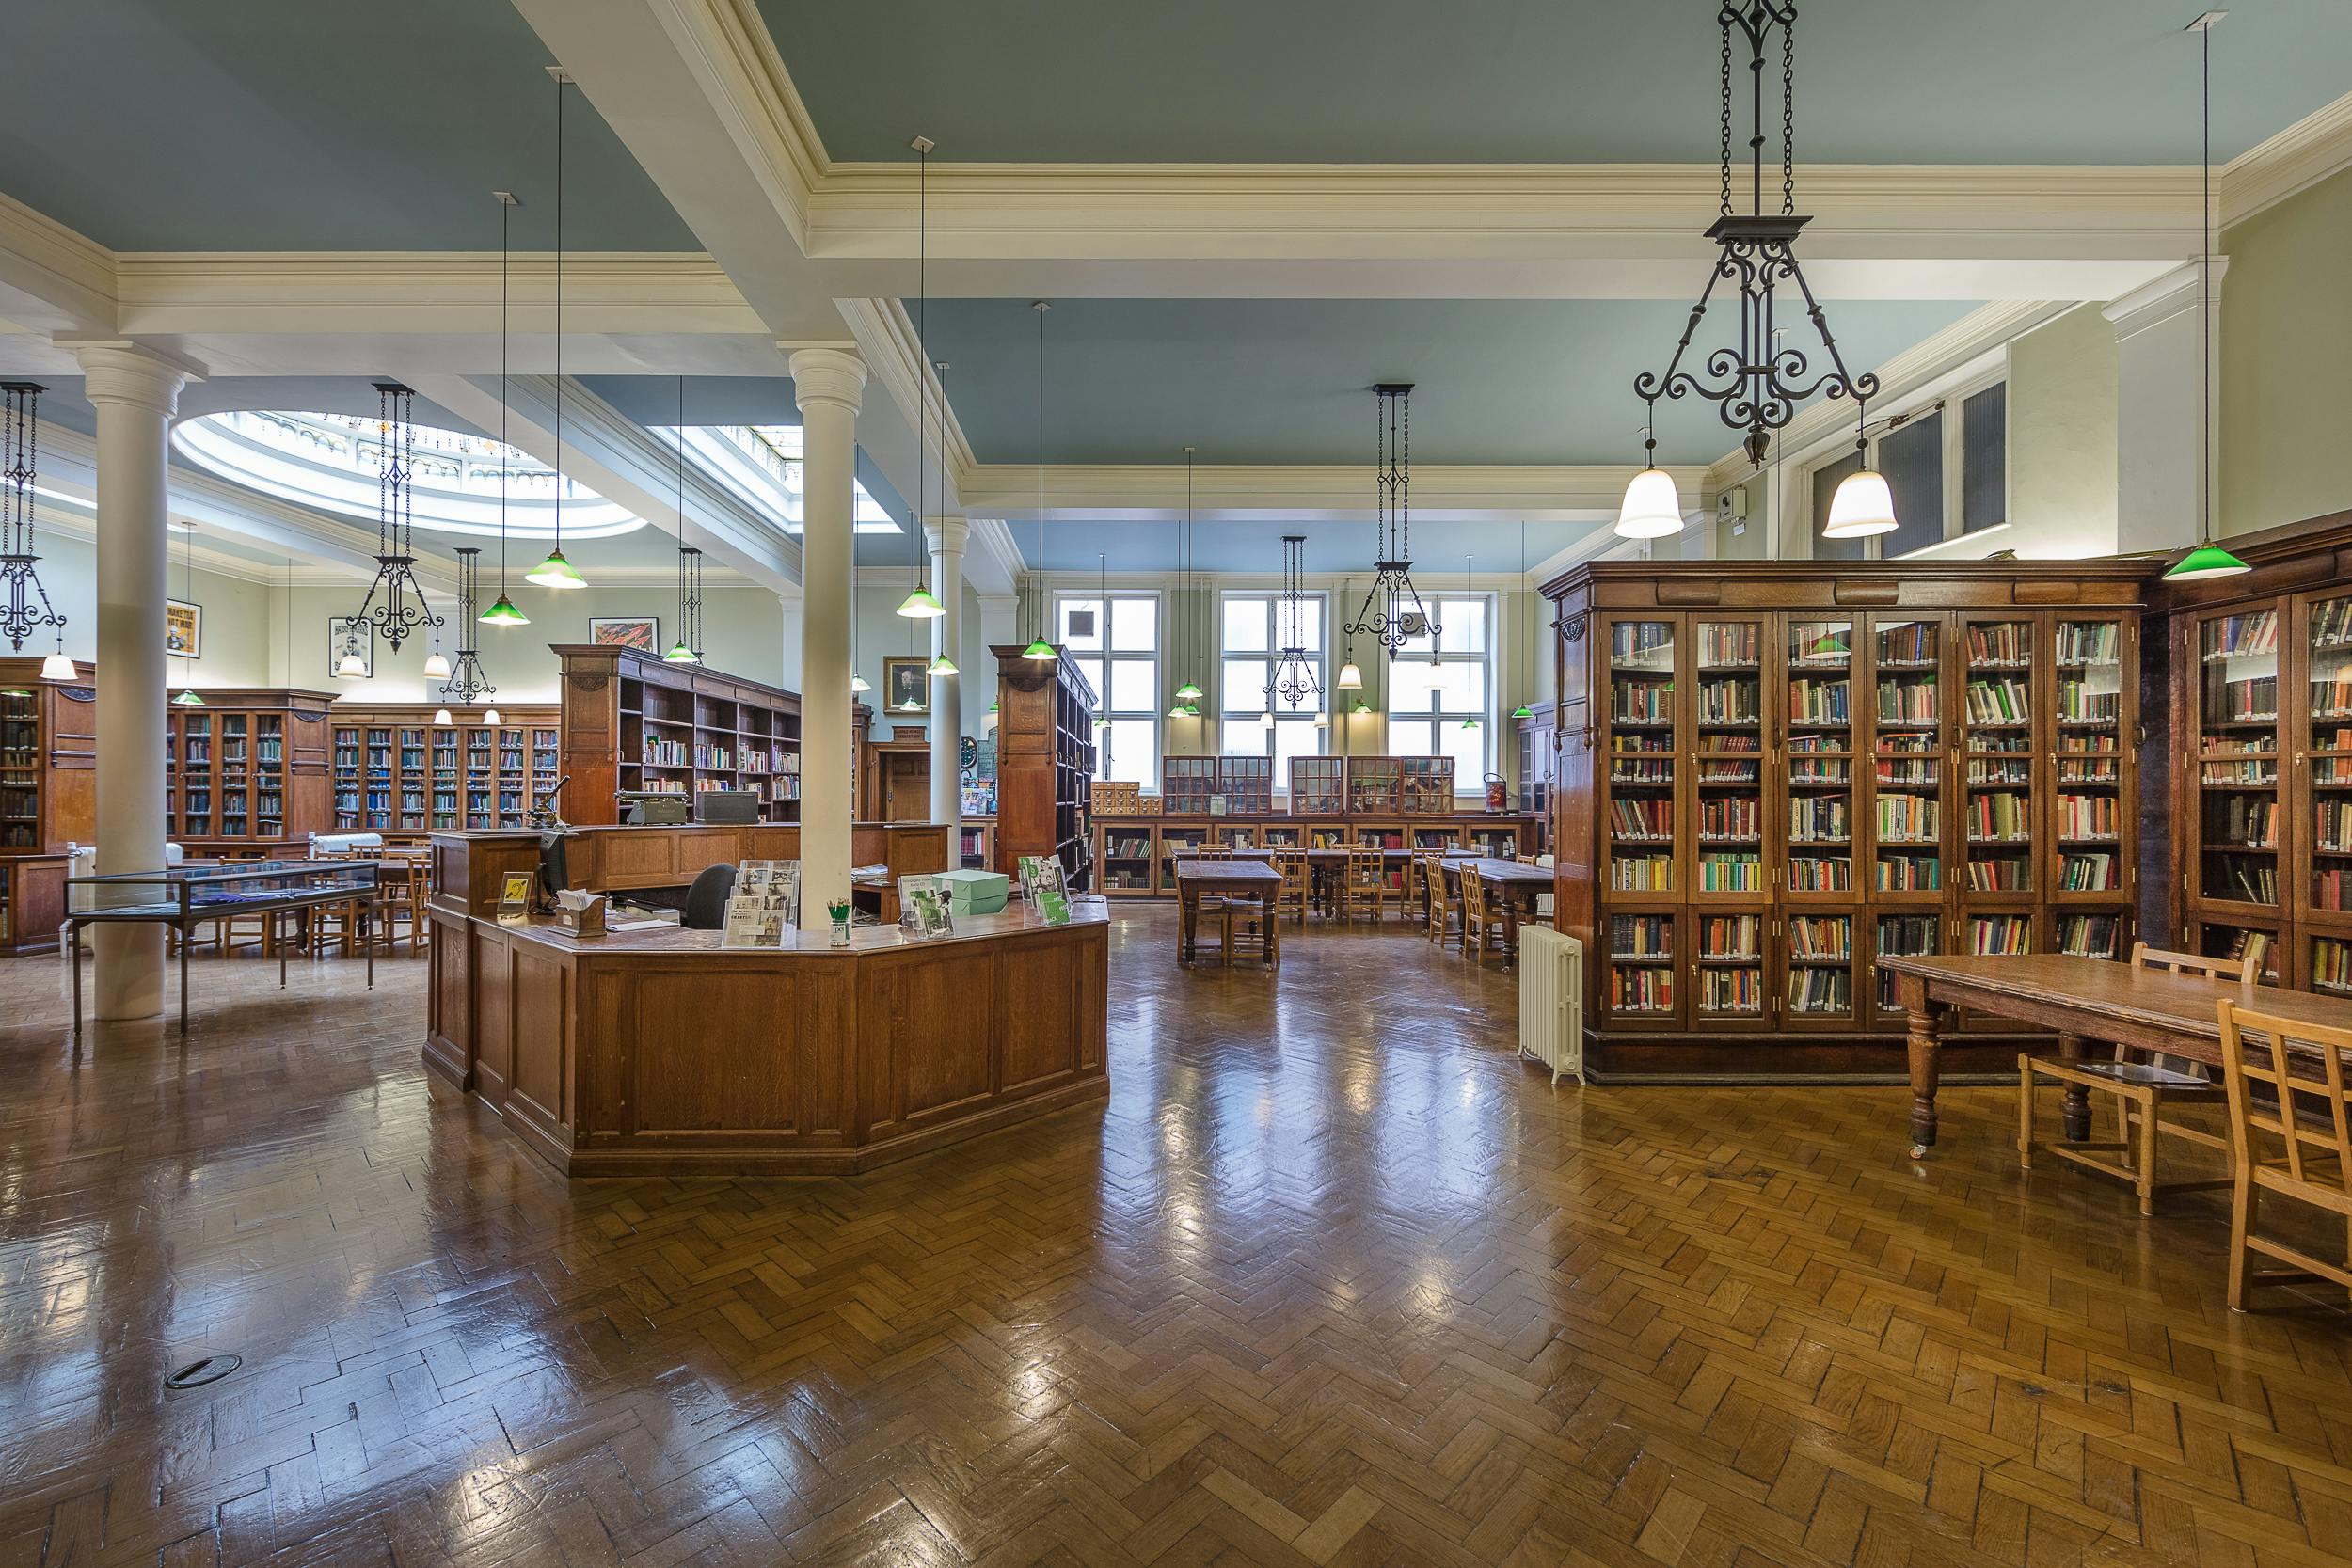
[0,383,72,678]
[340,382,444,669]
[1344,383,1437,656]
[439,546,497,706]
[1626,1,1879,531]
[670,546,706,665]
[1267,534,1322,714]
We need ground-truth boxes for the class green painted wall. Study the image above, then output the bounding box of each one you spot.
[2222,164,2352,535]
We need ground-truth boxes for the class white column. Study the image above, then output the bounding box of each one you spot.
[72,341,199,1019]
[925,515,967,837]
[2105,259,2225,556]
[788,347,866,931]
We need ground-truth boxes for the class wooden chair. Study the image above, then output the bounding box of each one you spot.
[1405,849,1442,927]
[1195,841,1234,860]
[1267,849,1310,926]
[1339,846,1387,922]
[2217,998,2352,1310]
[1459,864,1502,963]
[2017,942,2246,1214]
[1426,857,1461,950]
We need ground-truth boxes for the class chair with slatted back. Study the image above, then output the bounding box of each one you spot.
[1267,849,1309,926]
[2017,942,2247,1214]
[1339,846,1387,922]
[1426,856,1461,950]
[2217,998,2352,1310]
[1184,842,1237,962]
[1459,864,1505,963]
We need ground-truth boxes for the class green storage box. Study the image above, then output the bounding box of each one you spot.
[939,868,1009,914]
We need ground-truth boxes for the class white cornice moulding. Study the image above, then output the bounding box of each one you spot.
[2103,260,2225,341]
[958,463,1682,521]
[2224,89,2352,227]
[1027,567,1552,593]
[834,297,977,478]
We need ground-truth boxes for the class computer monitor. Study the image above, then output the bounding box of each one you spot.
[536,829,570,911]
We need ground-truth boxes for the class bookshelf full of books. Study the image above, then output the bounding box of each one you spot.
[2188,603,2284,980]
[329,705,559,839]
[1551,560,2149,1072]
[165,689,336,852]
[551,645,804,826]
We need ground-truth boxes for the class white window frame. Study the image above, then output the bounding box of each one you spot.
[1801,367,2010,562]
[1053,590,1163,788]
[1216,589,1330,786]
[1384,592,1498,784]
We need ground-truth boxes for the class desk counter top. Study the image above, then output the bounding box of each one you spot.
[498,900,1107,958]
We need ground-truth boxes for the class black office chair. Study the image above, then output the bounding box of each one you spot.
[683,863,738,929]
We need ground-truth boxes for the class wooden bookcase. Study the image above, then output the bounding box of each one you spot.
[1544,560,2148,1079]
[166,688,336,853]
[0,659,95,852]
[328,704,559,839]
[992,644,1097,891]
[1090,812,1541,897]
[1517,700,1557,819]
[551,644,803,826]
[2147,513,2352,994]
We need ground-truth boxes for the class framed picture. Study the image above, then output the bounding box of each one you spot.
[328,617,373,680]
[589,616,660,653]
[882,655,930,716]
[166,599,201,660]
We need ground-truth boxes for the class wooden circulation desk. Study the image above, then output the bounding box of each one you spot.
[425,825,1106,1177]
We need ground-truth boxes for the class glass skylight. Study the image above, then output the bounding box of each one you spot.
[659,424,900,533]
[173,410,644,540]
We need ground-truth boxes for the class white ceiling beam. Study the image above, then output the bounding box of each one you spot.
[404,372,799,593]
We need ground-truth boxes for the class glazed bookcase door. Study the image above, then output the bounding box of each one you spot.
[1692,908,1771,1031]
[2050,614,2135,960]
[1866,612,1951,910]
[1958,614,2041,906]
[1782,910,1858,1025]
[1597,613,1682,1028]
[1691,615,1769,907]
[1870,911,1943,1027]
[1780,616,1857,907]
[2189,601,2284,920]
[2192,915,2284,987]
[2296,590,2352,993]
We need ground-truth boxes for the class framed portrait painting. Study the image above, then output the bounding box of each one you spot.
[589,616,660,653]
[882,655,930,717]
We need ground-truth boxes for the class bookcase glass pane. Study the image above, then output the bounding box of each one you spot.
[1696,912,1763,1016]
[1872,617,1942,894]
[1607,913,1674,1015]
[1788,913,1852,1017]
[1963,620,2033,893]
[2055,619,2124,893]
[1606,620,1676,894]
[1786,620,1853,894]
[1875,912,1939,1011]
[2311,595,2352,911]
[1694,620,1763,895]
[2198,608,2280,907]
[2201,921,2280,984]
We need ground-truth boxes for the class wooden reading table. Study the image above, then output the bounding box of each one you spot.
[1172,859,1281,967]
[1880,953,2352,1160]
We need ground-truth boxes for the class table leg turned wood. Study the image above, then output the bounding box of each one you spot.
[1180,889,1194,964]
[1900,974,1942,1159]
[2058,1031,2092,1142]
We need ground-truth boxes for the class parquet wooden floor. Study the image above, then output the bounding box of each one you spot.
[2,910,2350,1567]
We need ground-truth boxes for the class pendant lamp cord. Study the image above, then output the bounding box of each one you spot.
[553,73,564,561]
[499,194,510,590]
[2200,19,2213,550]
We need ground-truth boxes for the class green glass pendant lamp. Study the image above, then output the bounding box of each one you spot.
[1172,447,1203,707]
[898,138,948,623]
[480,191,531,626]
[1021,301,1057,661]
[2163,13,2249,582]
[526,70,585,593]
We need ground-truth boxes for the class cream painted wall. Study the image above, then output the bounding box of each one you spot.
[2221,164,2352,535]
[2007,302,2120,557]
[283,574,784,705]
[28,531,281,686]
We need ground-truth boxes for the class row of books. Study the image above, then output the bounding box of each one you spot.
[1696,679,1760,725]
[1612,683,1674,722]
[1698,852,1762,891]
[1610,914,1672,957]
[1789,916,1851,958]
[1788,679,1851,725]
[2058,794,2118,839]
[2207,852,2280,905]
[2208,675,2278,721]
[1876,795,1939,840]
[1788,970,1851,1014]
[1610,799,1672,838]
[1608,967,1673,1012]
[1876,853,1942,890]
[1788,856,1852,891]
[1700,914,1761,958]
[1610,853,1674,891]
[2058,913,2121,958]
[1964,854,2031,891]
[1970,916,2033,955]
[2209,797,2278,847]
[2055,622,2122,665]
[1611,622,1674,665]
[1966,623,2032,666]
[2058,851,2119,891]
[1968,791,2030,841]
[1877,680,1938,724]
[1698,623,1759,666]
[1964,679,2031,725]
[1789,797,1850,841]
[2204,609,2279,658]
[2314,937,2352,993]
[2055,683,2120,723]
[1701,970,1763,1013]
[1700,797,1760,838]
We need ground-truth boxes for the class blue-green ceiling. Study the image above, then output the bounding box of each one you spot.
[913,297,1981,467]
[760,0,2352,166]
[0,1,698,251]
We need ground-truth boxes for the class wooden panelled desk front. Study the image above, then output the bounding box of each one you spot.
[1879,953,2352,1160]
[424,874,1108,1177]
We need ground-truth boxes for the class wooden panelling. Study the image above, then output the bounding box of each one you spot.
[434,909,1108,1176]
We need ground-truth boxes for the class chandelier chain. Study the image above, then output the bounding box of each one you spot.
[1719,21,1733,218]
[1781,11,1796,217]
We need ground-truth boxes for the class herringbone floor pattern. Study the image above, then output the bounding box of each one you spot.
[1,910,2349,1567]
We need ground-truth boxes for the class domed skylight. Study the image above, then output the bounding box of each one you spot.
[172,409,645,540]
